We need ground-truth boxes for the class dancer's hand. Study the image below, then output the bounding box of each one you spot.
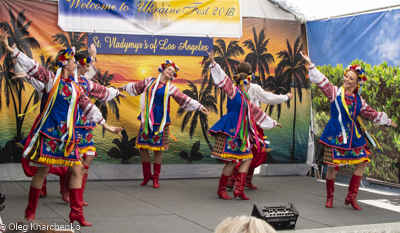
[102,123,123,137]
[118,92,127,99]
[117,86,124,92]
[276,123,283,129]
[88,43,97,58]
[299,51,312,66]
[0,30,13,53]
[12,72,28,80]
[391,121,398,128]
[206,50,214,64]
[286,93,293,100]
[200,106,210,115]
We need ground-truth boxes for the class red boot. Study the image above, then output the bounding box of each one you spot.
[69,188,92,226]
[49,166,67,195]
[81,173,89,206]
[326,178,335,208]
[245,168,258,189]
[345,174,363,210]
[25,186,41,220]
[233,172,249,200]
[61,170,72,203]
[40,177,47,198]
[217,174,231,200]
[153,163,161,188]
[227,168,238,189]
[140,162,153,186]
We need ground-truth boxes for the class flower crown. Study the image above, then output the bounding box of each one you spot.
[77,56,95,67]
[344,65,367,84]
[54,47,75,71]
[158,60,179,80]
[234,73,254,86]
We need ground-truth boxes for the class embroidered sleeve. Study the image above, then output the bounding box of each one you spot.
[250,83,288,105]
[88,79,120,102]
[209,61,236,99]
[250,102,277,130]
[12,49,54,86]
[24,76,45,92]
[308,64,338,102]
[170,84,203,111]
[123,77,153,97]
[78,88,105,125]
[359,97,392,126]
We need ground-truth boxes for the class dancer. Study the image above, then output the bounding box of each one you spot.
[300,51,397,210]
[207,51,282,200]
[1,30,123,226]
[18,44,126,205]
[118,60,210,188]
[227,62,293,190]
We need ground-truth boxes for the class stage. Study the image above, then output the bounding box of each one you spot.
[0,175,399,232]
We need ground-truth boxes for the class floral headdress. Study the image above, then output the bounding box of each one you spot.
[77,56,95,67]
[234,73,254,86]
[344,65,367,95]
[158,60,179,80]
[54,47,75,71]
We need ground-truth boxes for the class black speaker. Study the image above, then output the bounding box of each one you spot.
[0,185,5,212]
[251,202,299,230]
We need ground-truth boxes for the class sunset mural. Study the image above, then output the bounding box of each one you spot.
[0,0,310,165]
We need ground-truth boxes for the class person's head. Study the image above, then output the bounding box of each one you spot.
[49,47,76,77]
[215,215,277,233]
[158,60,179,80]
[75,51,94,76]
[237,62,252,75]
[343,65,367,94]
[233,72,252,90]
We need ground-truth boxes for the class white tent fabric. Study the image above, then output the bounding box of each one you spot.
[242,0,296,20]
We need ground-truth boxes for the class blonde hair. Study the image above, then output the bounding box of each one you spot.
[215,215,277,233]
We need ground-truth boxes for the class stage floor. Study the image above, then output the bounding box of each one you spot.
[1,176,399,232]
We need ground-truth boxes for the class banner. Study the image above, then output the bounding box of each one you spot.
[306,9,400,183]
[58,0,242,38]
[88,33,212,56]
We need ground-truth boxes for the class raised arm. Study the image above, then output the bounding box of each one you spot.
[250,83,290,105]
[170,84,209,115]
[250,102,281,130]
[300,51,337,102]
[207,51,236,99]
[359,97,397,127]
[119,77,154,97]
[87,79,123,102]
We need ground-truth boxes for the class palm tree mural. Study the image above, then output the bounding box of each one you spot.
[91,69,122,136]
[107,130,141,164]
[276,35,307,162]
[179,141,203,164]
[177,78,218,151]
[0,8,40,142]
[201,39,244,118]
[264,66,291,121]
[52,32,87,52]
[243,27,275,87]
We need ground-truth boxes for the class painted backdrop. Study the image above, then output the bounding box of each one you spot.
[0,0,309,167]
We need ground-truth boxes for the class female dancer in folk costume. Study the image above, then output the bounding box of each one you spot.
[227,62,293,190]
[118,60,210,188]
[300,52,397,210]
[1,30,123,226]
[207,51,282,200]
[18,44,126,206]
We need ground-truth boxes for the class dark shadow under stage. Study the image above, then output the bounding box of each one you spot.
[1,176,399,233]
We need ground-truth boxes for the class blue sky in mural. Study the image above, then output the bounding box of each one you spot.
[306,8,400,67]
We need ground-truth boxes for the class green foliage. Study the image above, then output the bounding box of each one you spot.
[313,60,400,183]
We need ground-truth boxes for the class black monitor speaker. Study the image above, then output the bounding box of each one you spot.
[251,202,299,230]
